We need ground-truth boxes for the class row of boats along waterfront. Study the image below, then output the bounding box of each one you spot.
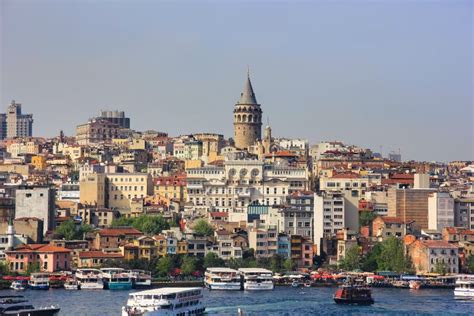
[5,268,152,291]
[1,267,473,316]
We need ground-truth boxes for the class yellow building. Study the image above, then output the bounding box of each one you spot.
[184,160,203,169]
[31,155,47,170]
[107,173,153,212]
[177,240,188,255]
[79,173,106,208]
[153,175,187,203]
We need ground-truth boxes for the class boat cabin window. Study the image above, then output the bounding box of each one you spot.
[163,293,176,299]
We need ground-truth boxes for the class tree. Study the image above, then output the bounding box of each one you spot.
[243,248,255,260]
[193,219,214,237]
[376,237,412,273]
[156,256,173,277]
[111,215,170,235]
[269,254,284,273]
[55,220,93,240]
[283,258,296,272]
[0,261,10,275]
[468,256,474,273]
[203,252,225,268]
[359,211,376,227]
[339,245,361,271]
[26,262,40,275]
[361,243,382,272]
[434,261,448,275]
[181,256,198,276]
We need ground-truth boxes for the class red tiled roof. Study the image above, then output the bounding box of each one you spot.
[98,227,143,237]
[263,150,298,158]
[9,244,70,253]
[332,172,359,179]
[421,240,458,249]
[210,212,228,218]
[379,217,405,224]
[78,251,123,259]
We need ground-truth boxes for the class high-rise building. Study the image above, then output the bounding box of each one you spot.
[233,72,263,149]
[387,188,435,229]
[98,110,130,129]
[0,100,34,140]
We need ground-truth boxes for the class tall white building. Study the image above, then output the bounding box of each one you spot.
[314,192,345,255]
[428,192,454,231]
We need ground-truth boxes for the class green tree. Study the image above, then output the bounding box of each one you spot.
[193,219,214,237]
[339,245,361,271]
[359,211,376,227]
[468,256,474,273]
[181,256,198,276]
[203,252,225,268]
[133,215,170,235]
[55,220,93,240]
[376,237,412,273]
[26,262,40,275]
[283,258,296,272]
[361,243,382,272]
[156,256,173,277]
[111,217,135,227]
[434,261,448,275]
[269,254,284,273]
[0,261,10,275]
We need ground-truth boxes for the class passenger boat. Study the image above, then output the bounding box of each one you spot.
[238,268,274,290]
[10,280,27,291]
[121,287,205,316]
[28,273,50,290]
[204,267,241,290]
[291,280,300,288]
[129,270,152,288]
[409,280,421,290]
[76,269,103,290]
[100,268,127,289]
[108,273,133,290]
[0,295,60,315]
[454,274,474,298]
[64,278,79,290]
[333,284,374,305]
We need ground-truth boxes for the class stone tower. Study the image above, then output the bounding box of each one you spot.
[233,72,262,149]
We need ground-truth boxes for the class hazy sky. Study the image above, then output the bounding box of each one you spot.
[1,0,472,162]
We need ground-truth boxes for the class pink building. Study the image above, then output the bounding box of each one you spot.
[5,244,71,273]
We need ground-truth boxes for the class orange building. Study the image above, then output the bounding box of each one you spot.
[5,244,71,273]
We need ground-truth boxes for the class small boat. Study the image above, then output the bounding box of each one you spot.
[392,280,409,288]
[291,281,300,288]
[304,282,312,288]
[121,287,205,316]
[334,284,374,305]
[76,269,103,290]
[28,273,50,290]
[64,279,79,290]
[409,280,421,290]
[108,273,133,290]
[0,295,60,315]
[454,274,474,298]
[10,281,27,291]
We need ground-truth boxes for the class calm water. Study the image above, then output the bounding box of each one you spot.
[3,287,472,315]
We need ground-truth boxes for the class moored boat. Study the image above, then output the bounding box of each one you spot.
[108,273,133,290]
[121,287,205,316]
[100,268,126,289]
[76,269,103,290]
[454,274,474,299]
[204,267,241,290]
[64,278,79,290]
[334,284,374,305]
[238,268,274,290]
[0,295,60,315]
[10,280,27,291]
[28,273,50,290]
[128,269,152,288]
[409,280,421,290]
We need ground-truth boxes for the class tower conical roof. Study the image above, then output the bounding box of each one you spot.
[237,74,258,105]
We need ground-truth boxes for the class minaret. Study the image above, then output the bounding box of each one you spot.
[6,216,15,251]
[233,70,263,149]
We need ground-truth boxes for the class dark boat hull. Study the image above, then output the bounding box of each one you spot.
[4,307,60,316]
[334,297,374,305]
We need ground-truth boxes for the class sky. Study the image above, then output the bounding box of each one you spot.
[0,0,472,162]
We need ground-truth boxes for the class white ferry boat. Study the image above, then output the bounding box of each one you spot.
[28,273,50,290]
[76,269,103,290]
[454,274,474,298]
[238,268,274,290]
[129,270,152,288]
[100,268,126,289]
[204,267,241,290]
[121,287,205,316]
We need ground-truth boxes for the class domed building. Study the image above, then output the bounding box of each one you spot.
[233,73,263,150]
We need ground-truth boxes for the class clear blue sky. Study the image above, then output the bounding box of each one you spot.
[1,0,472,162]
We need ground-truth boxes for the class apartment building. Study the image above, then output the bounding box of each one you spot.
[314,192,345,255]
[387,188,436,229]
[428,192,455,231]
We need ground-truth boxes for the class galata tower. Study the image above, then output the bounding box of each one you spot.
[233,72,262,149]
